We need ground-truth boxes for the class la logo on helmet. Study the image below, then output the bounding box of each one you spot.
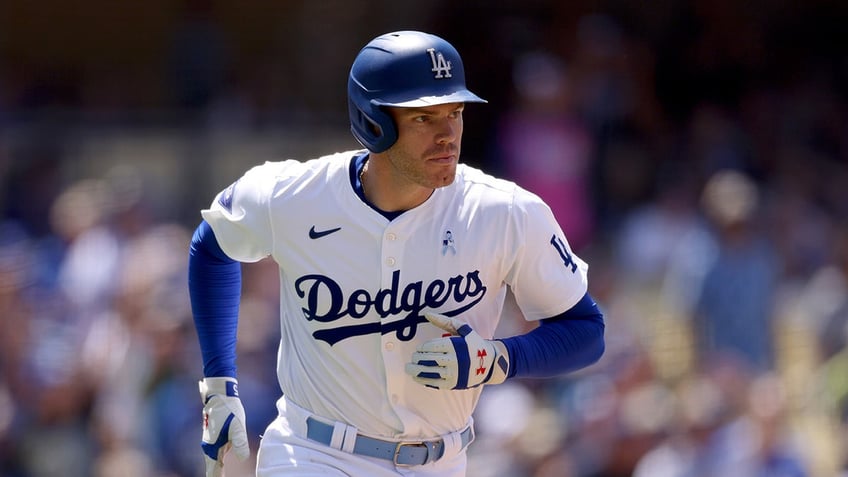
[427,48,452,79]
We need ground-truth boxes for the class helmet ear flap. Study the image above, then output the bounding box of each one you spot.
[348,99,397,153]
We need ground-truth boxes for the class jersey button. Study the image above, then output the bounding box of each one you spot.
[386,257,396,267]
[386,233,397,241]
[385,342,394,351]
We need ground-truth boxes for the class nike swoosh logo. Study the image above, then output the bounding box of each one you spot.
[309,225,342,239]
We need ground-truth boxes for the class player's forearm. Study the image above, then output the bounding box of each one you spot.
[189,220,242,378]
[501,292,605,379]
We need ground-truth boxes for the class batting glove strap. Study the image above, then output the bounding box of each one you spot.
[199,377,249,477]
[406,313,510,390]
[488,340,510,385]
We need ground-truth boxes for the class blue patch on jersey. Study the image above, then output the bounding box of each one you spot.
[218,180,238,213]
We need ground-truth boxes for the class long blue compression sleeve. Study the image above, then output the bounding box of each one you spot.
[188,220,241,378]
[501,292,605,379]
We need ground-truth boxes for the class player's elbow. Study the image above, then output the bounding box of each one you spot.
[585,321,606,366]
[575,318,605,369]
[566,305,606,369]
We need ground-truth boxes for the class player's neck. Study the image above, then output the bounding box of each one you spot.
[360,157,434,213]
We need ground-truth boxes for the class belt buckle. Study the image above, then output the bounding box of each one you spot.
[393,441,426,467]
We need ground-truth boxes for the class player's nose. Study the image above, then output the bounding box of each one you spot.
[435,119,459,145]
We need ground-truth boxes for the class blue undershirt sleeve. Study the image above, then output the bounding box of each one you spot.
[188,220,242,378]
[501,292,605,379]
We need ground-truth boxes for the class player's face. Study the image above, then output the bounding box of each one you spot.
[385,103,464,189]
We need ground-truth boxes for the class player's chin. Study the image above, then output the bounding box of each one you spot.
[426,161,457,187]
[434,175,456,188]
[430,168,457,188]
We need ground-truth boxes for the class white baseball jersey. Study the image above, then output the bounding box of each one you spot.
[202,149,588,440]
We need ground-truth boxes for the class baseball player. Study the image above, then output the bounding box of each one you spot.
[188,30,605,477]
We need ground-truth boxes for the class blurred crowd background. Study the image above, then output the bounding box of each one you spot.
[1,1,847,476]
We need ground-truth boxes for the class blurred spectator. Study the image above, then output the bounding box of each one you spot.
[691,169,780,371]
[615,163,706,288]
[493,50,595,251]
[634,369,808,477]
[50,178,121,317]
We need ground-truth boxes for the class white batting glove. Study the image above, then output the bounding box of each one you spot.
[405,313,510,390]
[199,377,249,477]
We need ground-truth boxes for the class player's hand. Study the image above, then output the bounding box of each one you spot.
[199,377,249,477]
[405,313,510,390]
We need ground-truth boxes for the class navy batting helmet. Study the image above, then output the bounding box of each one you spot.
[348,31,487,153]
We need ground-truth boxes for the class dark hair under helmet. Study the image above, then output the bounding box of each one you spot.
[347,31,487,153]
